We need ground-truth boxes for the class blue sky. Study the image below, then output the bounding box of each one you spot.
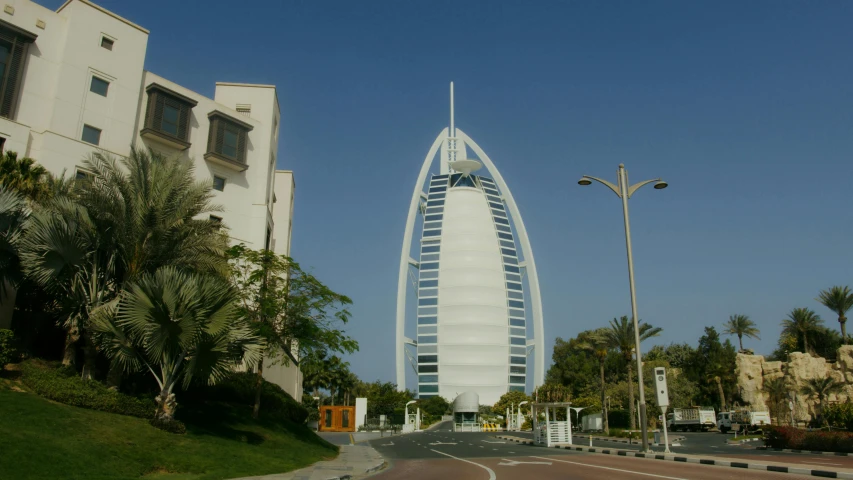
[50,1,853,389]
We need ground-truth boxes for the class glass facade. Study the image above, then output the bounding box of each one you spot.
[416,175,446,398]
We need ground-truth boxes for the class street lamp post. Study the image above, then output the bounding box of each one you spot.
[518,401,529,431]
[578,163,667,453]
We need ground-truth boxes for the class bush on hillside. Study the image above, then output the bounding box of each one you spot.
[0,329,16,369]
[824,403,853,431]
[764,426,853,453]
[19,360,155,418]
[181,371,308,424]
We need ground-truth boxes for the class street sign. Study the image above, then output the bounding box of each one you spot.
[654,367,670,407]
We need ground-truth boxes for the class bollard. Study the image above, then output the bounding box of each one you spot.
[589,435,592,447]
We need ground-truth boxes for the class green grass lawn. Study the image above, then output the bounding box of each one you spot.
[0,385,338,479]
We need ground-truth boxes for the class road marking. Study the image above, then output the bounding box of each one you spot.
[483,440,506,444]
[810,462,842,466]
[498,459,552,466]
[429,441,457,445]
[431,449,496,480]
[530,456,688,480]
[381,441,395,446]
[349,434,354,445]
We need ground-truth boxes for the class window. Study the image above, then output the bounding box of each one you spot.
[510,356,526,365]
[425,214,443,222]
[100,36,114,50]
[418,307,437,316]
[212,175,226,191]
[75,168,91,181]
[0,24,36,119]
[422,246,440,254]
[418,365,438,373]
[506,282,523,291]
[141,84,197,149]
[419,384,439,393]
[510,346,526,355]
[419,288,438,297]
[418,345,437,353]
[419,271,438,279]
[511,337,526,346]
[420,262,439,270]
[510,319,525,328]
[510,366,526,374]
[418,335,438,344]
[504,265,520,273]
[506,274,521,283]
[342,410,350,428]
[418,355,438,363]
[418,316,437,325]
[509,308,525,317]
[209,215,222,223]
[418,298,437,306]
[495,217,510,225]
[418,326,437,335]
[510,386,525,392]
[423,221,441,230]
[90,77,109,97]
[508,290,523,300]
[324,409,332,427]
[502,248,517,256]
[423,230,441,237]
[419,280,438,288]
[205,111,253,170]
[508,300,524,309]
[498,232,513,240]
[81,124,101,145]
[419,375,438,383]
[509,376,526,384]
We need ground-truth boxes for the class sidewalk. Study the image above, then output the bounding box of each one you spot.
[230,444,385,480]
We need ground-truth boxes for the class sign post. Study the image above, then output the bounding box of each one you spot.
[653,367,671,453]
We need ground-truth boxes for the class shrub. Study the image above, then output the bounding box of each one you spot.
[181,371,308,424]
[764,426,853,453]
[19,360,155,418]
[149,417,187,434]
[0,329,15,369]
[824,403,853,431]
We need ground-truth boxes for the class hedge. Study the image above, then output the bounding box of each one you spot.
[181,371,309,424]
[764,426,853,453]
[19,360,155,419]
[608,409,631,429]
[0,329,14,369]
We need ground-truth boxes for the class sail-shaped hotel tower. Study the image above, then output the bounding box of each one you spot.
[395,84,545,405]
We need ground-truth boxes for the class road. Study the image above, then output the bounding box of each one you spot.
[366,422,836,479]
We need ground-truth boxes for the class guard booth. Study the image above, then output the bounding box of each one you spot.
[453,392,481,432]
[532,402,572,447]
[318,406,356,432]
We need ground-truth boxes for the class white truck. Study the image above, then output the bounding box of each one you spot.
[717,410,771,433]
[666,407,717,432]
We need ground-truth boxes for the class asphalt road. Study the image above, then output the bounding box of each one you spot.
[365,422,826,479]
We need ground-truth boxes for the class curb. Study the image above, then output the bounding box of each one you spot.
[757,447,851,457]
[495,435,853,479]
[573,434,686,445]
[727,437,762,445]
[365,460,387,474]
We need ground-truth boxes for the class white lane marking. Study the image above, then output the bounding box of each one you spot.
[381,441,395,446]
[483,440,506,444]
[508,451,515,453]
[809,461,842,466]
[530,456,687,480]
[431,449,496,480]
[499,459,552,466]
[429,441,457,445]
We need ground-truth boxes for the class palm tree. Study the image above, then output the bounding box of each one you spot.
[816,286,853,344]
[90,267,261,424]
[603,316,662,430]
[722,314,760,351]
[0,185,26,300]
[587,329,611,434]
[763,377,789,424]
[0,151,49,201]
[781,308,824,355]
[799,377,844,426]
[19,148,226,377]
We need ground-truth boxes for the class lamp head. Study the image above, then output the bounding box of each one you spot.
[578,177,592,186]
[654,179,668,190]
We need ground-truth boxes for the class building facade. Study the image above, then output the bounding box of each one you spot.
[395,84,545,406]
[0,0,300,400]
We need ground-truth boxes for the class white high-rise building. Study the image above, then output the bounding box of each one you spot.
[395,84,545,405]
[0,0,300,400]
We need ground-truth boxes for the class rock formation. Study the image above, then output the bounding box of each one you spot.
[735,346,853,424]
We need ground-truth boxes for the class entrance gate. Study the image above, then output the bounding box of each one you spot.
[318,406,356,432]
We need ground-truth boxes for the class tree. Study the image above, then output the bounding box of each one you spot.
[228,245,358,417]
[603,316,662,429]
[545,331,602,397]
[0,151,49,201]
[90,267,262,425]
[493,390,531,418]
[781,308,824,355]
[722,314,760,351]
[685,327,737,410]
[763,377,789,424]
[800,377,845,426]
[19,148,227,378]
[419,395,450,417]
[0,186,26,299]
[817,286,853,344]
